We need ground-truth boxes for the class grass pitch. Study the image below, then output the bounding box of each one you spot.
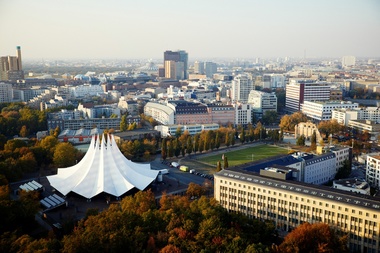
[198,144,288,167]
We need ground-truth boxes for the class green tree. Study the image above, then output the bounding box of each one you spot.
[262,111,278,125]
[175,127,183,138]
[161,138,168,160]
[186,136,193,156]
[296,135,306,146]
[174,139,181,158]
[311,131,317,145]
[215,132,221,149]
[53,142,77,167]
[335,159,352,179]
[223,155,229,169]
[120,115,128,131]
[216,161,222,172]
[167,140,174,158]
[240,128,246,143]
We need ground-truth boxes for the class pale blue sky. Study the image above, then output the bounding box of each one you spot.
[1,0,379,60]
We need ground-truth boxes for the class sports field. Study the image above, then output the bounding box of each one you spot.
[198,144,288,167]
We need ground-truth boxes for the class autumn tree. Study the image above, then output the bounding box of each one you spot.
[279,112,308,132]
[53,142,78,168]
[317,119,342,138]
[186,182,206,198]
[19,125,29,137]
[275,222,348,253]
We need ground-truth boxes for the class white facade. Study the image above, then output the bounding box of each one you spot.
[302,153,337,184]
[155,123,219,137]
[231,74,253,103]
[234,103,252,126]
[144,102,175,125]
[262,74,286,89]
[332,108,359,126]
[330,146,351,171]
[247,90,277,114]
[366,154,380,189]
[342,56,356,67]
[302,101,359,121]
[332,107,380,126]
[69,84,104,98]
[47,134,159,199]
[285,80,331,112]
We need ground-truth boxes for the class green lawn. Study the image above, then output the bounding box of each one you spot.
[198,145,288,167]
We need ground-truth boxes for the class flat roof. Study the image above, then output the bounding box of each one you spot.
[216,170,380,211]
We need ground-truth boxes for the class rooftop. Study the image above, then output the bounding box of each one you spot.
[216,170,380,211]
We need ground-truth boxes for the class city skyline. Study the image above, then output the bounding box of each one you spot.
[1,0,380,60]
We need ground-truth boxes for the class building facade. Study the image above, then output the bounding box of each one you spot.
[248,90,277,118]
[285,80,331,113]
[0,46,24,81]
[207,103,235,126]
[214,169,380,252]
[231,74,253,103]
[302,101,359,122]
[164,50,188,80]
[0,82,13,103]
[366,154,380,189]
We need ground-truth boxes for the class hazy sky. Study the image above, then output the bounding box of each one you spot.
[1,0,379,60]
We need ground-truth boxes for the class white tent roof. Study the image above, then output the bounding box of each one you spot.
[47,134,159,199]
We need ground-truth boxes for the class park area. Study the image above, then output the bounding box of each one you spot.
[198,144,289,167]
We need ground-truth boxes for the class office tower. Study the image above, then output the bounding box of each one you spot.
[342,56,356,67]
[204,62,217,78]
[163,50,188,80]
[0,46,24,81]
[285,80,330,113]
[231,74,253,103]
[0,82,13,102]
[194,61,204,74]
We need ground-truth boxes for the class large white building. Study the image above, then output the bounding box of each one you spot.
[231,74,253,103]
[144,101,175,125]
[47,134,159,199]
[155,123,219,137]
[214,169,380,252]
[285,80,331,113]
[247,90,277,117]
[366,153,380,189]
[69,84,104,98]
[332,107,380,126]
[302,101,359,121]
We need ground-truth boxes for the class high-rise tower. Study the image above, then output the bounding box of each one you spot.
[0,46,24,81]
[163,50,188,80]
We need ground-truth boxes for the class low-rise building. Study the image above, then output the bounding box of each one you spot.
[333,178,370,195]
[154,123,219,137]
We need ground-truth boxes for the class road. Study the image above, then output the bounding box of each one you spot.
[151,157,209,187]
